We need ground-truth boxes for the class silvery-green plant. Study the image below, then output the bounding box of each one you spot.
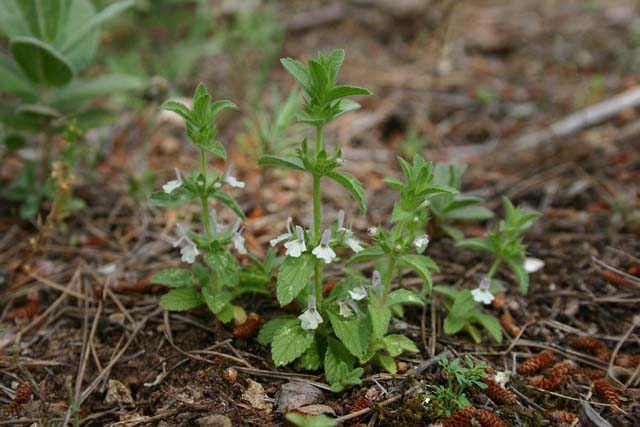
[0,0,144,218]
[149,84,267,323]
[427,163,494,241]
[258,50,450,391]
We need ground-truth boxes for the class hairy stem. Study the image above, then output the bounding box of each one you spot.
[313,126,324,302]
[199,148,218,290]
[382,256,397,304]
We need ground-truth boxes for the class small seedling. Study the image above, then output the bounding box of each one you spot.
[458,197,541,294]
[427,163,494,241]
[426,356,489,418]
[150,84,267,323]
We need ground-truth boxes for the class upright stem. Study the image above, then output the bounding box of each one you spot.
[486,258,501,279]
[313,126,324,302]
[381,256,397,304]
[199,148,218,290]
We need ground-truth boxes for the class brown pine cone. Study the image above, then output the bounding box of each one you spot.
[481,378,517,405]
[517,350,554,375]
[593,380,620,408]
[570,367,606,380]
[474,409,508,427]
[570,336,608,353]
[441,406,476,427]
[5,382,32,416]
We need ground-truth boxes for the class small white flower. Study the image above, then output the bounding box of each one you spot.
[337,210,363,253]
[231,219,247,255]
[337,300,353,317]
[471,277,494,305]
[368,226,378,236]
[524,257,545,273]
[173,224,199,264]
[348,286,367,301]
[344,236,364,253]
[270,217,293,247]
[284,225,307,257]
[299,296,323,330]
[413,234,430,253]
[162,168,182,194]
[224,166,245,188]
[312,229,336,264]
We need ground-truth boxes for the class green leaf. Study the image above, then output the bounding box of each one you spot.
[258,317,296,345]
[201,288,231,314]
[297,337,323,371]
[387,289,424,307]
[441,224,465,241]
[149,189,195,207]
[210,99,237,118]
[0,54,36,99]
[449,290,476,319]
[160,288,204,311]
[51,74,145,108]
[271,321,314,366]
[446,205,494,221]
[368,304,391,339]
[204,251,239,288]
[151,268,198,288]
[197,139,227,160]
[326,171,366,214]
[507,258,529,294]
[398,255,439,294]
[276,255,315,306]
[347,247,385,264]
[433,285,460,300]
[281,57,312,94]
[326,85,372,102]
[258,155,305,171]
[457,238,494,253]
[161,100,192,121]
[10,36,74,86]
[382,334,419,357]
[326,49,345,82]
[216,303,234,323]
[324,337,356,392]
[443,314,466,335]
[285,413,336,427]
[471,313,503,343]
[59,0,134,55]
[376,354,397,374]
[327,310,370,358]
[212,191,246,220]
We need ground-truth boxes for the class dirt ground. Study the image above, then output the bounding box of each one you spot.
[1,0,639,426]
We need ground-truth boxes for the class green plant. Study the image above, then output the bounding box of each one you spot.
[400,128,429,159]
[149,84,267,323]
[433,280,504,344]
[0,0,144,217]
[238,85,301,159]
[458,197,542,294]
[427,163,494,241]
[426,356,489,418]
[258,50,453,391]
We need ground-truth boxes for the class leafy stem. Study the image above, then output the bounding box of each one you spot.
[382,255,397,304]
[313,125,324,302]
[486,258,501,279]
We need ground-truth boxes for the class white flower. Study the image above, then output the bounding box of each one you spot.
[299,296,323,330]
[348,286,367,301]
[337,300,353,317]
[471,277,494,305]
[312,229,336,264]
[524,257,544,273]
[284,225,307,257]
[344,236,364,253]
[413,235,429,253]
[337,210,364,253]
[224,166,245,188]
[173,224,199,264]
[231,219,247,255]
[270,217,293,247]
[162,168,182,194]
[368,226,378,236]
